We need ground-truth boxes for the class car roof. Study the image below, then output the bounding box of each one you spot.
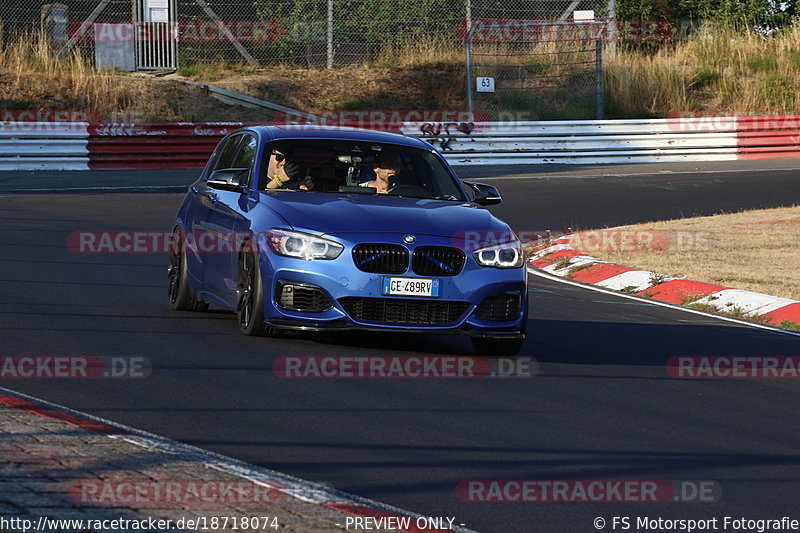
[244,125,434,150]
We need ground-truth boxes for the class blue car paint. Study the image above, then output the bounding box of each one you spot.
[174,126,527,338]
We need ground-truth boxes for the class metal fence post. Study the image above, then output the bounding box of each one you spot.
[595,38,604,120]
[607,0,616,58]
[327,0,333,69]
[465,26,474,122]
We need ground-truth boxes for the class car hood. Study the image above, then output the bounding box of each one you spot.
[260,192,513,241]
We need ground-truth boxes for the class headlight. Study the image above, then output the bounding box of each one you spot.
[473,241,524,268]
[265,229,343,261]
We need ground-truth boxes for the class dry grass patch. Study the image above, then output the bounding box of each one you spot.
[569,206,800,301]
[0,33,274,122]
[606,25,800,117]
[178,61,465,114]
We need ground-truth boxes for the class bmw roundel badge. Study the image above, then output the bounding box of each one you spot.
[403,235,416,244]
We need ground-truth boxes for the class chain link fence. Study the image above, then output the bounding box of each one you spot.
[2,0,614,66]
[2,0,613,119]
[467,20,605,121]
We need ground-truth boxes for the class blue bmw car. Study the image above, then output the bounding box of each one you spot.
[169,126,528,355]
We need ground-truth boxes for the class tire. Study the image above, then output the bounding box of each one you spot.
[168,228,209,312]
[471,337,524,357]
[236,243,274,336]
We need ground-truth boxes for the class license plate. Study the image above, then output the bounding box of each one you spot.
[382,277,440,298]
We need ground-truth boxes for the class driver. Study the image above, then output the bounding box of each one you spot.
[359,150,402,194]
[266,147,313,190]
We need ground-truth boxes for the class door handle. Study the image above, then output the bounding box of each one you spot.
[190,186,199,194]
[206,192,218,203]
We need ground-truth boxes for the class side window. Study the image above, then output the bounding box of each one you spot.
[213,134,244,171]
[232,134,257,170]
[203,141,225,179]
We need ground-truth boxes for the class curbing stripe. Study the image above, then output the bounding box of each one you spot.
[0,387,479,533]
[595,270,660,292]
[526,237,800,327]
[636,279,726,305]
[571,263,634,284]
[0,392,126,435]
[535,249,583,263]
[541,255,600,275]
[527,266,800,339]
[529,243,572,259]
[694,289,799,316]
[763,303,800,326]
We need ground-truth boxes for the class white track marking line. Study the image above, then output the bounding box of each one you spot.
[527,266,800,339]
[469,166,800,181]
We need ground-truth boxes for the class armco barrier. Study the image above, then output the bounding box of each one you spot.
[736,116,800,159]
[404,115,800,165]
[1,116,800,170]
[0,122,89,171]
[86,122,249,170]
[403,118,741,165]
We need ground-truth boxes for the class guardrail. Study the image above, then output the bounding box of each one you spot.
[403,118,741,165]
[403,116,800,164]
[1,116,799,170]
[87,122,244,170]
[0,122,89,171]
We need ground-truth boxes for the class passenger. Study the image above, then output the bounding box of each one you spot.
[359,150,402,194]
[266,148,313,190]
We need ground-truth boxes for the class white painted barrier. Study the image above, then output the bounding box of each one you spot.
[1,116,798,170]
[402,119,742,165]
[0,122,89,171]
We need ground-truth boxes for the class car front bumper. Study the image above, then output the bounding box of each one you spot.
[258,234,528,338]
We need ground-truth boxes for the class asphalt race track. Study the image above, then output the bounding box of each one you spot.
[2,162,800,532]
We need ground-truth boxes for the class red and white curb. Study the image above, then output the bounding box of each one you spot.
[527,236,800,328]
[0,387,477,533]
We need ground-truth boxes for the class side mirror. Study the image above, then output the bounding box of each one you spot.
[463,180,502,205]
[208,168,249,191]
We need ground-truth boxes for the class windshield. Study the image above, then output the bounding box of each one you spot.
[260,140,467,201]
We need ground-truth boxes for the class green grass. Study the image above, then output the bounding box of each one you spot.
[690,68,721,90]
[177,62,257,80]
[332,98,373,110]
[789,51,800,71]
[605,24,800,117]
[523,59,549,75]
[780,320,800,331]
[747,55,778,73]
[687,301,772,325]
[566,263,594,278]
[679,292,707,305]
[689,302,720,313]
[554,257,573,270]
